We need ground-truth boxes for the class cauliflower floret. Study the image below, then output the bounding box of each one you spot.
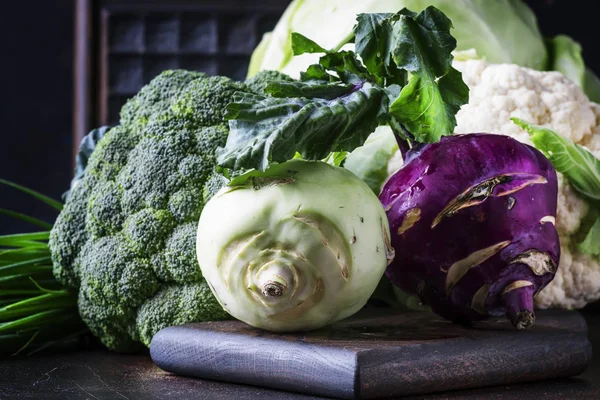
[453,59,600,309]
[454,60,597,145]
[535,238,600,309]
[555,174,590,237]
[582,103,600,158]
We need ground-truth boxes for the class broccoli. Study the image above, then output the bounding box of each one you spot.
[49,69,290,351]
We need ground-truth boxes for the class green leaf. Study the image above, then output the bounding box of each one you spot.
[223,7,468,176]
[579,216,600,257]
[388,7,469,142]
[584,68,600,103]
[225,162,300,188]
[0,209,53,230]
[354,13,393,78]
[319,51,373,84]
[266,80,354,99]
[300,64,335,81]
[344,127,399,193]
[512,118,600,202]
[322,151,348,167]
[219,83,389,173]
[291,32,327,55]
[354,12,406,86]
[0,179,63,211]
[545,35,585,90]
[390,68,468,142]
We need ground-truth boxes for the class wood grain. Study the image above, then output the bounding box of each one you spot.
[150,309,592,399]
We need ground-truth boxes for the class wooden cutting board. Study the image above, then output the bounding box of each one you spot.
[150,309,592,399]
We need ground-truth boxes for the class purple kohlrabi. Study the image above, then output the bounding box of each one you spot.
[380,134,560,330]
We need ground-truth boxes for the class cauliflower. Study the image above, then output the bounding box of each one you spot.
[453,59,600,309]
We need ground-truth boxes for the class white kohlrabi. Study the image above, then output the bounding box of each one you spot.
[197,160,394,332]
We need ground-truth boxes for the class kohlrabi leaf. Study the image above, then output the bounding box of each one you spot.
[322,151,348,167]
[300,64,335,81]
[512,118,600,202]
[222,7,468,178]
[219,83,389,172]
[579,215,600,257]
[354,13,394,79]
[291,32,327,55]
[265,80,354,99]
[388,7,469,142]
[318,51,373,84]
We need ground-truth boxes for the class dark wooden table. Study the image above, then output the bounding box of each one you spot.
[1,309,599,400]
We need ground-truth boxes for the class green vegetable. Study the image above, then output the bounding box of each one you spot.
[512,118,600,202]
[579,216,600,258]
[219,83,389,172]
[383,8,468,141]
[545,35,585,92]
[512,117,600,257]
[0,180,87,356]
[584,68,600,104]
[197,159,393,332]
[343,127,400,193]
[218,7,468,176]
[545,35,600,103]
[249,0,600,102]
[49,69,290,351]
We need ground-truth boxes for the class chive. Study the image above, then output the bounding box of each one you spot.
[0,181,88,355]
[0,209,53,230]
[0,257,53,277]
[0,179,63,211]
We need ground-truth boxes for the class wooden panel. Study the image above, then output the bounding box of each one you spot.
[150,309,592,399]
[73,0,291,157]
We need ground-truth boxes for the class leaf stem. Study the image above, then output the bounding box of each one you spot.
[390,123,415,159]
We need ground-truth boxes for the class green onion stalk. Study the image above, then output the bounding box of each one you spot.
[0,179,87,356]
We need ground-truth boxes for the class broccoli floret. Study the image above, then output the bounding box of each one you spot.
[49,69,270,351]
[120,70,206,135]
[136,282,229,346]
[203,172,228,201]
[171,75,248,127]
[245,70,294,94]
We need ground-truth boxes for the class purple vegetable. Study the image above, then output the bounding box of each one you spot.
[380,134,560,330]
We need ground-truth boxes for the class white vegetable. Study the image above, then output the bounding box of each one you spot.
[196,160,393,331]
[453,60,600,309]
[248,0,549,79]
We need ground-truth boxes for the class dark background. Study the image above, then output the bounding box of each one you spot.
[0,0,598,235]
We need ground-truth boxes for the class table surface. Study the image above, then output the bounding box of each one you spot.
[1,309,599,400]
